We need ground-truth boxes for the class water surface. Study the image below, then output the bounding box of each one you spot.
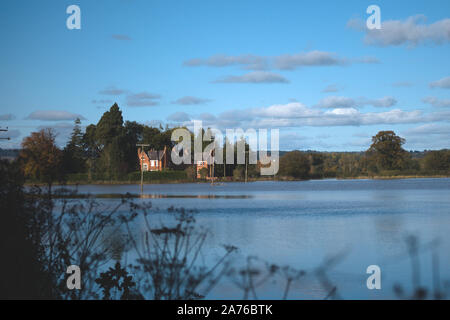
[60,178,450,299]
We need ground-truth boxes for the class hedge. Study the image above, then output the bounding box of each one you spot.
[127,170,188,181]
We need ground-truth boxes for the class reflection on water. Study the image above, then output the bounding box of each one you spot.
[57,178,450,299]
[52,193,252,199]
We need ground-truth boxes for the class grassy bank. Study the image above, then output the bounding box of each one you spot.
[337,174,450,180]
[24,171,450,186]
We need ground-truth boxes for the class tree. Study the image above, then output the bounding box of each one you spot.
[124,121,144,172]
[95,104,127,180]
[199,167,209,179]
[309,153,325,178]
[366,131,409,171]
[62,118,85,174]
[232,166,244,180]
[20,128,63,188]
[278,151,310,179]
[423,150,450,172]
[0,160,52,299]
[82,124,99,180]
[95,103,124,148]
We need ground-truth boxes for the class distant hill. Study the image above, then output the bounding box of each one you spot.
[0,148,20,160]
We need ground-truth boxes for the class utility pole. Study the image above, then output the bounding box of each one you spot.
[245,150,248,183]
[210,149,215,186]
[0,127,10,140]
[136,143,150,194]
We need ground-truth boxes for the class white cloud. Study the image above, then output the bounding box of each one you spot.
[199,113,217,121]
[213,71,289,84]
[184,54,268,70]
[167,112,191,122]
[249,102,319,118]
[185,50,379,72]
[274,51,346,70]
[404,123,450,135]
[315,96,397,109]
[402,123,450,149]
[197,102,441,130]
[325,108,359,116]
[362,96,397,108]
[99,86,127,96]
[322,84,341,93]
[348,15,450,47]
[112,34,131,41]
[422,96,450,108]
[0,114,15,121]
[26,110,86,121]
[316,96,357,109]
[430,76,450,89]
[172,96,212,105]
[126,92,161,107]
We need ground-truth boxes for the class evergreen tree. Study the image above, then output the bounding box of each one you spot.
[62,118,85,174]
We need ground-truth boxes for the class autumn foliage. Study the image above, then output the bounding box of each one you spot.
[20,128,63,186]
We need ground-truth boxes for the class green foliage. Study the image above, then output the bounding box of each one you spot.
[19,128,64,186]
[17,107,450,183]
[95,103,124,147]
[198,167,209,179]
[366,131,409,171]
[423,150,450,172]
[232,166,244,180]
[62,118,86,174]
[128,170,188,182]
[184,166,196,181]
[278,151,310,179]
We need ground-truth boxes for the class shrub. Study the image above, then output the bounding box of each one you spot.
[127,170,188,182]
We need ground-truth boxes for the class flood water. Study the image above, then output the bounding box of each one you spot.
[59,178,450,299]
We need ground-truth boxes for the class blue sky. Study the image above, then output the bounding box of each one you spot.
[1,0,449,151]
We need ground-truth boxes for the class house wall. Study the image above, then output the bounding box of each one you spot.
[196,160,208,178]
[138,149,165,172]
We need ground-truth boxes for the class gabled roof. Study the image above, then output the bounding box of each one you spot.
[147,150,165,161]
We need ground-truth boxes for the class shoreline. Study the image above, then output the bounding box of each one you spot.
[24,175,450,186]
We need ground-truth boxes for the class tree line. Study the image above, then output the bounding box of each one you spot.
[278,131,450,179]
[15,103,450,185]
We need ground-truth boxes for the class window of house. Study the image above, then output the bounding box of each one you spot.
[143,163,148,171]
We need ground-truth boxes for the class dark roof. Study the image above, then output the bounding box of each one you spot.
[147,150,165,160]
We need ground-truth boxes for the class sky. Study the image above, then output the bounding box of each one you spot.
[0,0,449,151]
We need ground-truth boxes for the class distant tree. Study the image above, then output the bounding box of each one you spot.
[185,165,196,181]
[95,104,128,180]
[20,128,63,188]
[232,166,244,180]
[199,167,209,179]
[142,126,161,148]
[278,151,310,179]
[82,124,99,180]
[366,131,409,171]
[309,153,325,178]
[124,121,144,172]
[62,118,86,174]
[422,150,450,172]
[95,103,124,148]
[337,153,364,177]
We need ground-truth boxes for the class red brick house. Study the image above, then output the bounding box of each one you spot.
[138,147,167,172]
[196,160,208,178]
